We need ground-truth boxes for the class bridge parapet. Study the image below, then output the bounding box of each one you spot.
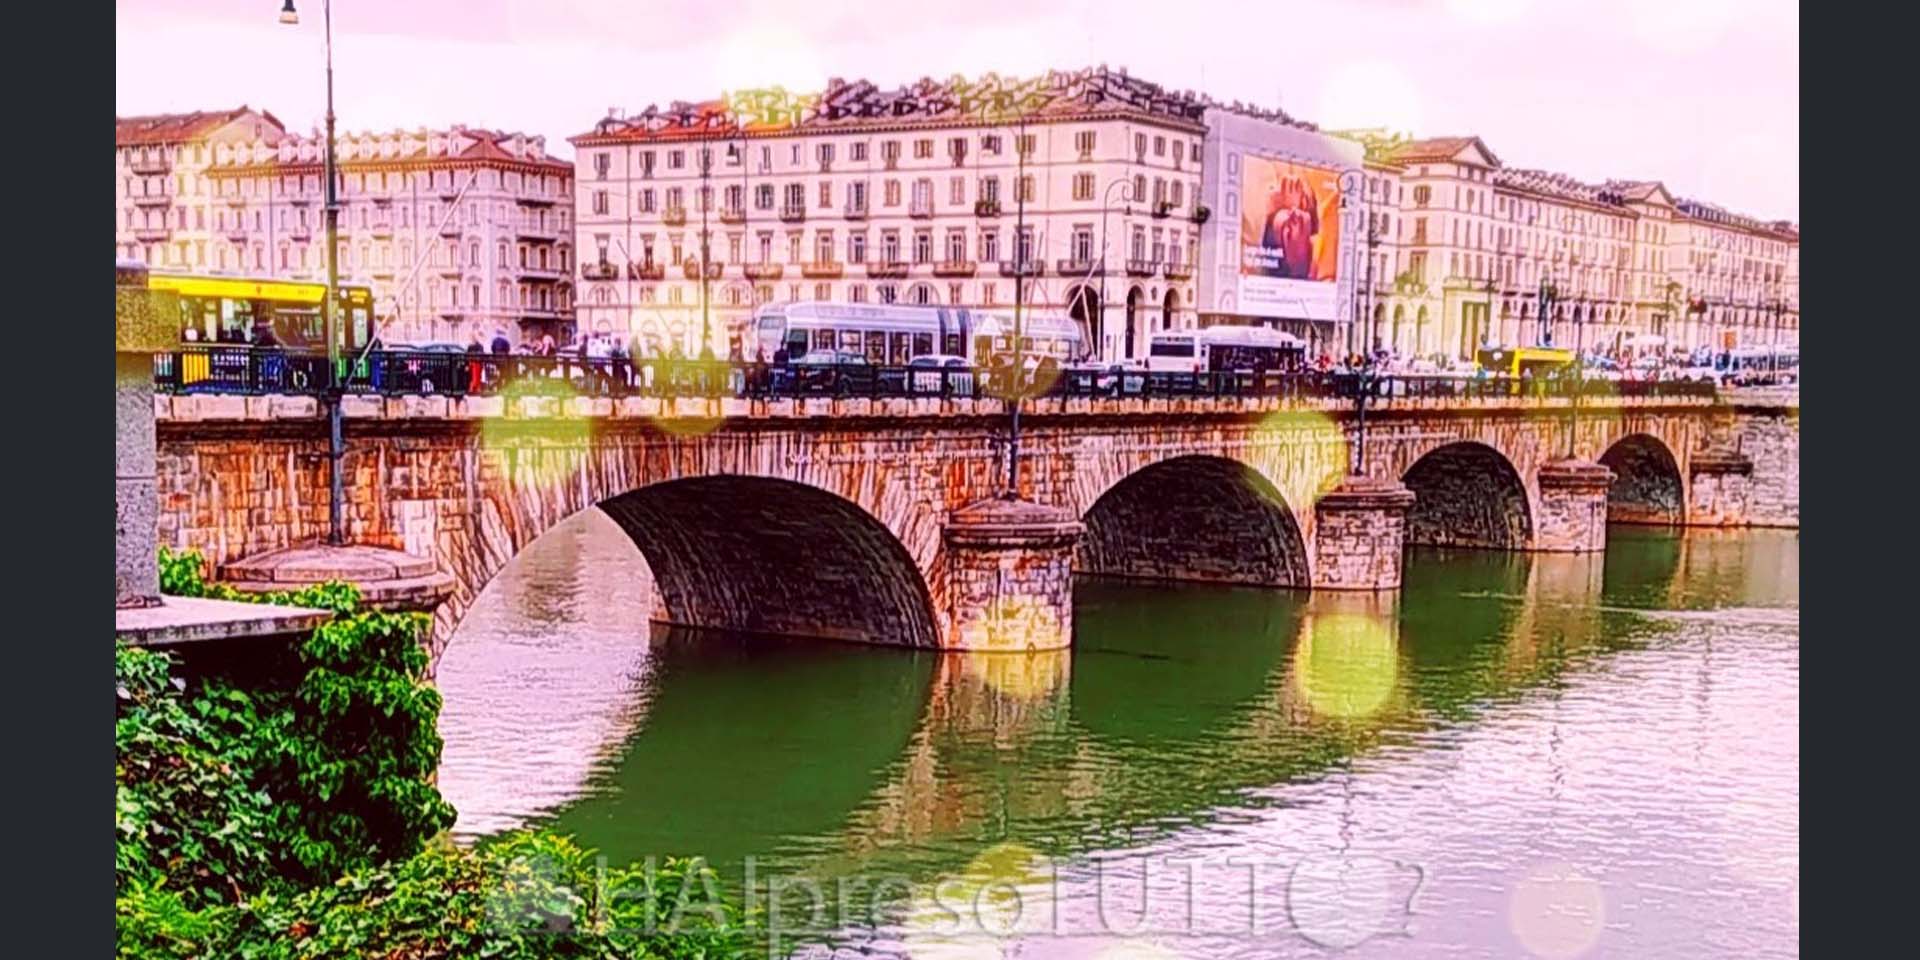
[153,390,1719,425]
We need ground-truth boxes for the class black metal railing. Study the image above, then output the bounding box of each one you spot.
[152,347,1721,403]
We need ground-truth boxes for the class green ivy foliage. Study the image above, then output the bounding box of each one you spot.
[120,550,749,957]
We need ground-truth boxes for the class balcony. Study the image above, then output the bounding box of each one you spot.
[997,259,1044,278]
[129,155,171,176]
[437,186,460,202]
[662,206,688,226]
[132,193,171,208]
[438,222,463,238]
[628,261,665,281]
[368,220,394,237]
[1125,259,1158,277]
[1056,257,1095,276]
[779,205,807,223]
[718,207,746,224]
[581,261,618,281]
[801,260,844,279]
[516,222,560,242]
[1152,201,1176,219]
[742,262,784,281]
[1163,262,1193,281]
[515,194,557,208]
[908,201,934,220]
[223,194,247,207]
[974,199,1002,218]
[864,261,910,279]
[132,226,172,243]
[933,260,978,277]
[519,264,566,281]
[682,260,723,281]
[882,155,899,171]
[843,203,869,220]
[288,228,312,242]
[225,229,248,243]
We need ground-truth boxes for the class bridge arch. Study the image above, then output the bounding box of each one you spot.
[1401,441,1533,550]
[1077,455,1311,588]
[578,476,940,648]
[1598,433,1685,525]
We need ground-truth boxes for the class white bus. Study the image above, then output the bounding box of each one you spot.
[1145,325,1307,373]
[752,301,1081,366]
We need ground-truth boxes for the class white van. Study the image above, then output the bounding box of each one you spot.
[1145,325,1306,373]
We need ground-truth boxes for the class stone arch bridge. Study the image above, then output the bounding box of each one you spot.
[152,390,1795,655]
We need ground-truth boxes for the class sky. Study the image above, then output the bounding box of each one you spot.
[116,0,1798,221]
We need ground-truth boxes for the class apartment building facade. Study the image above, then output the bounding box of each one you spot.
[116,107,287,269]
[570,67,1208,361]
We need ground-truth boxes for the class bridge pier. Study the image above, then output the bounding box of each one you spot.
[1311,476,1417,590]
[1686,449,1754,526]
[1534,460,1615,553]
[941,498,1084,652]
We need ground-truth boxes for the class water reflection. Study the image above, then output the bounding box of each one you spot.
[438,519,1798,958]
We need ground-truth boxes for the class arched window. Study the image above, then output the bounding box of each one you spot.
[468,241,481,266]
[470,282,480,307]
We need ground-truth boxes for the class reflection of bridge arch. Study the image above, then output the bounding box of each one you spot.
[1402,442,1534,549]
[1077,455,1311,588]
[1599,433,1685,525]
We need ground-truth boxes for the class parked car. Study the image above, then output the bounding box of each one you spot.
[905,354,974,395]
[791,349,873,394]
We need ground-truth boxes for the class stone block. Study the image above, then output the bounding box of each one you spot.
[200,394,247,421]
[340,395,383,419]
[615,396,660,419]
[268,395,320,419]
[720,398,750,419]
[1311,476,1416,590]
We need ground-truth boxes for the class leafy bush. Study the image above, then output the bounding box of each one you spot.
[120,550,748,957]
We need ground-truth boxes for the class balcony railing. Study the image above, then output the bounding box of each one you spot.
[629,261,665,281]
[997,259,1044,278]
[438,222,463,238]
[132,193,171,208]
[801,260,844,279]
[225,229,249,243]
[129,156,171,176]
[1164,262,1193,281]
[662,206,688,226]
[843,203,869,220]
[581,261,618,281]
[682,260,723,280]
[908,201,934,219]
[864,261,910,278]
[133,227,172,243]
[516,222,559,241]
[779,205,807,223]
[742,263,784,281]
[1126,259,1158,277]
[519,264,566,281]
[369,221,394,237]
[223,194,247,208]
[974,199,1002,217]
[933,260,978,277]
[718,207,746,224]
[1056,257,1095,276]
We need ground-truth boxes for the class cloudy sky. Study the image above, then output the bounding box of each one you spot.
[117,0,1798,220]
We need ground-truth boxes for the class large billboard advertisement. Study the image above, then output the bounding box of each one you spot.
[1237,155,1342,319]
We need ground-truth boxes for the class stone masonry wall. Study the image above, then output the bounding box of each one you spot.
[1736,407,1799,527]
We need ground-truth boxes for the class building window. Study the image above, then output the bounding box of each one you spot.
[913,231,932,263]
[981,231,999,262]
[668,149,685,169]
[982,134,1002,155]
[851,142,868,162]
[1016,134,1035,157]
[914,139,934,159]
[882,231,900,262]
[949,177,965,205]
[1073,173,1094,201]
[1075,130,1096,157]
[817,143,835,168]
[815,232,834,263]
[1016,175,1034,204]
[849,232,867,263]
[1072,227,1093,262]
[881,140,901,165]
[885,180,901,206]
[1153,135,1166,156]
[756,184,774,210]
[593,190,609,215]
[594,152,610,179]
[818,181,832,208]
[1413,185,1431,207]
[946,230,966,263]
[980,177,1000,204]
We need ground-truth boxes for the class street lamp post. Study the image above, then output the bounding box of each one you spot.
[698,147,714,358]
[1096,178,1136,363]
[1006,112,1030,497]
[280,0,345,546]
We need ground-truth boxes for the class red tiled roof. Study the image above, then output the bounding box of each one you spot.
[574,66,1209,145]
[115,107,282,146]
[1377,136,1503,168]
